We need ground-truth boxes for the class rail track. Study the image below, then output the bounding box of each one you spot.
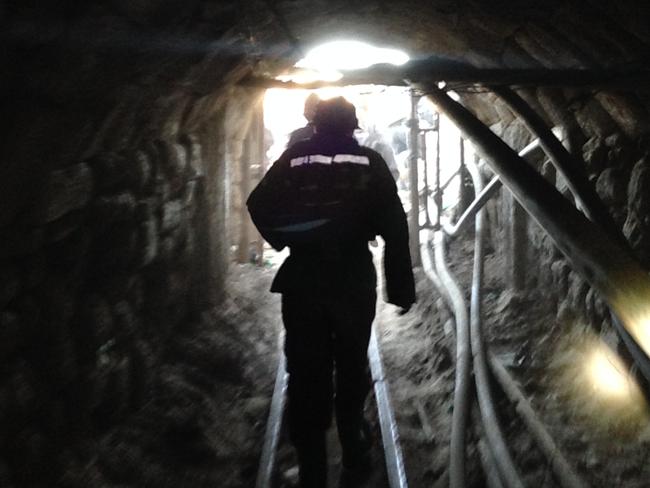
[255,324,406,487]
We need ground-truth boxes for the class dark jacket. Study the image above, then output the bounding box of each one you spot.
[287,123,315,148]
[247,133,415,308]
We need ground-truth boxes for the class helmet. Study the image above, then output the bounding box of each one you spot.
[304,93,321,121]
[313,97,359,135]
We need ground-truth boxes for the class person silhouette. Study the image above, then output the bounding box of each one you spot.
[287,92,321,148]
[248,97,415,488]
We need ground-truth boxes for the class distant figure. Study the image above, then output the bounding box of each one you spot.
[287,92,320,148]
[360,125,400,183]
[248,97,415,488]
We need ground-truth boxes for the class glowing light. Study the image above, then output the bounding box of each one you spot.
[552,327,650,436]
[276,68,342,84]
[278,40,409,84]
[264,84,411,162]
[625,311,650,360]
[589,347,629,396]
[608,266,650,363]
[588,342,638,399]
[296,40,409,72]
[447,90,461,101]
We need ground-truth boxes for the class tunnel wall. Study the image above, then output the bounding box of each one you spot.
[0,21,263,483]
[468,87,650,341]
[0,103,221,483]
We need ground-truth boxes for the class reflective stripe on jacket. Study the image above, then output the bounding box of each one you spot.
[247,133,415,308]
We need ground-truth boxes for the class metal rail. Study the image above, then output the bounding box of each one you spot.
[256,324,407,488]
[368,327,409,488]
[255,349,288,488]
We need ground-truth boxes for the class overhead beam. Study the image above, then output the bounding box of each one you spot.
[240,58,650,89]
[492,86,628,248]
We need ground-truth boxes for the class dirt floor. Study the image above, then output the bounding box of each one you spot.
[61,263,281,488]
[435,232,650,488]
[72,236,650,488]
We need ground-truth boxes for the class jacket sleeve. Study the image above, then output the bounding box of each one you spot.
[246,155,292,251]
[372,154,416,308]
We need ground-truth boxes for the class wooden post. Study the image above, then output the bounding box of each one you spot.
[434,114,442,227]
[505,191,527,291]
[237,129,252,264]
[457,136,473,220]
[253,101,266,266]
[420,131,431,227]
[408,89,421,265]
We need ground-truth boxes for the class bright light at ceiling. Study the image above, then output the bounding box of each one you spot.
[296,40,409,71]
[278,40,409,83]
[275,68,343,84]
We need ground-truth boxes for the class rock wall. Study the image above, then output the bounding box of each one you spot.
[0,103,224,484]
[473,88,650,346]
[0,7,268,482]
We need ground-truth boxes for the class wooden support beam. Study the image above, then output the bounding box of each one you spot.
[419,83,650,382]
[492,86,629,249]
[252,102,266,266]
[240,59,650,90]
[504,191,527,292]
[237,131,253,264]
[408,90,421,266]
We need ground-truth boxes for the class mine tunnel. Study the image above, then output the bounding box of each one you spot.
[3,1,650,487]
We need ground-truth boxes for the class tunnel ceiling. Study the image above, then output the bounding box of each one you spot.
[5,0,650,98]
[4,0,650,229]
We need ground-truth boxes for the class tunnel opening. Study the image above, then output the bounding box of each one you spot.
[241,39,479,268]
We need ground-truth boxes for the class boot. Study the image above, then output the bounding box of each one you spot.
[296,434,327,488]
[338,419,372,487]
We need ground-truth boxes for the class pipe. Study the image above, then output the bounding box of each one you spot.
[487,353,589,488]
[442,140,541,237]
[467,156,525,488]
[421,85,650,380]
[492,86,627,248]
[430,229,471,488]
[420,230,451,307]
[442,175,502,237]
[440,168,461,193]
[478,439,506,488]
[368,327,409,488]
[492,87,650,385]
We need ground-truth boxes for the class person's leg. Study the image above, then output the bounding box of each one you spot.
[282,294,333,488]
[330,290,376,470]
